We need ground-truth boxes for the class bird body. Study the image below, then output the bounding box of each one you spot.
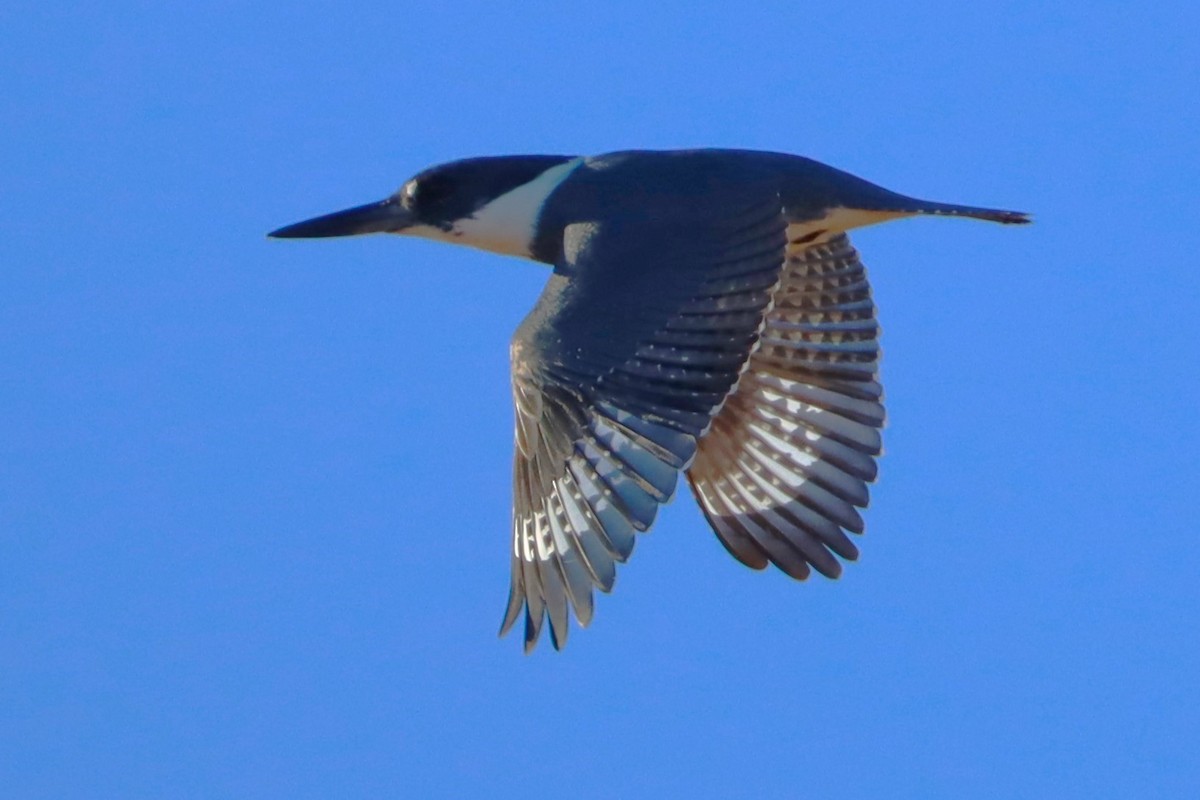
[270,148,1028,651]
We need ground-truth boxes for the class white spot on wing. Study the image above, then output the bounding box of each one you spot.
[534,510,557,561]
[520,517,536,562]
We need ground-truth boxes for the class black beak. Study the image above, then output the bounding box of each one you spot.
[268,198,414,239]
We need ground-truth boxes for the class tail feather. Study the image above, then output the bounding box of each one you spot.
[910,202,1031,225]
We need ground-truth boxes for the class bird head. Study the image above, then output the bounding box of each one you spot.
[269,155,579,259]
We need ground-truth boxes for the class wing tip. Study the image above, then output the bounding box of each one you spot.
[522,606,543,654]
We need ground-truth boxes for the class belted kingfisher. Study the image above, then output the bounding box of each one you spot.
[270,148,1028,652]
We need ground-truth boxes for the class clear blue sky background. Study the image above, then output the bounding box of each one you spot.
[3,2,1198,797]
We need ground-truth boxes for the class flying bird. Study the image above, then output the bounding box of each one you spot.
[269,148,1028,651]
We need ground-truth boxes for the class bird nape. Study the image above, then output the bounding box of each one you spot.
[269,147,1030,652]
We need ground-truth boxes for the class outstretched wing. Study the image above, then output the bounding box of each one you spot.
[503,191,788,651]
[687,233,884,579]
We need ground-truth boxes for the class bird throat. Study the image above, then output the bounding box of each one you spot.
[446,157,586,260]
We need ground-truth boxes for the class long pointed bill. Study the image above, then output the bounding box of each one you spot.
[268,198,414,239]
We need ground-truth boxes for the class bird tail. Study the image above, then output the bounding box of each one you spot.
[903,200,1031,225]
[779,154,1031,226]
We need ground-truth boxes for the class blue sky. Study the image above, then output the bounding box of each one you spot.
[3,2,1198,797]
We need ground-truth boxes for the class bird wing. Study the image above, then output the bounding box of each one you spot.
[686,233,884,580]
[503,189,788,651]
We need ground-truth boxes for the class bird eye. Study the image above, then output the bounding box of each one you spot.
[401,181,418,204]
